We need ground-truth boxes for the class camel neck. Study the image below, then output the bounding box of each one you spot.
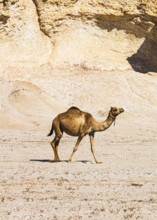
[93,113,116,132]
[102,112,116,130]
[107,112,116,124]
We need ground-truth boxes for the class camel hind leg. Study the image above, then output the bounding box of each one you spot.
[50,135,62,162]
[50,117,63,162]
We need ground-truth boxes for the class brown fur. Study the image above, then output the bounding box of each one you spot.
[48,106,124,163]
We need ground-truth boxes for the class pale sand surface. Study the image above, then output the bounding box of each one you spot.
[0,68,157,219]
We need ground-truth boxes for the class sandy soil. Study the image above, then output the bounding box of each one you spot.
[1,67,157,219]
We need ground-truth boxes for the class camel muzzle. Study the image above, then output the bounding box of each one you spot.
[120,108,124,113]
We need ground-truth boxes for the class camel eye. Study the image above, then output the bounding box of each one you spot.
[111,107,117,112]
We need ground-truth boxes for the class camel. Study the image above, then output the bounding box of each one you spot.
[47,106,124,163]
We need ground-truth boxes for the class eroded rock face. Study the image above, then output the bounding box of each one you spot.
[0,0,51,67]
[0,0,157,72]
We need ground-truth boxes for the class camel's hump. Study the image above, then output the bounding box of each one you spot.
[67,106,81,112]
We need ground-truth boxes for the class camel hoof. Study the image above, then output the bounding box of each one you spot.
[52,159,61,163]
[96,161,102,164]
[68,159,74,163]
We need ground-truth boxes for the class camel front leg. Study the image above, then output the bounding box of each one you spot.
[89,133,102,164]
[68,136,83,162]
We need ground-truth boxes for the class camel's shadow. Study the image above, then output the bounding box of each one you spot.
[30,159,91,164]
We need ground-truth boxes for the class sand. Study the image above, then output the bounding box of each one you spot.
[1,67,157,219]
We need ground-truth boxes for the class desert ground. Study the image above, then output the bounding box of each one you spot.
[1,67,157,219]
[0,0,157,219]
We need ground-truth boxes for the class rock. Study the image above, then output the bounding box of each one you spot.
[0,0,157,72]
[0,0,51,67]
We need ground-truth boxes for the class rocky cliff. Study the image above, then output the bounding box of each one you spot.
[0,0,51,66]
[0,0,157,72]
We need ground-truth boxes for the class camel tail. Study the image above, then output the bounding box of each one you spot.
[47,122,54,136]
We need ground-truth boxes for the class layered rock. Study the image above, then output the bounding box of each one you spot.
[0,0,157,72]
[33,0,157,72]
[0,0,51,67]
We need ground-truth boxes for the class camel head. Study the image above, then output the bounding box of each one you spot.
[110,107,124,118]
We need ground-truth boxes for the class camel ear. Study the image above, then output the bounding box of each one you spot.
[111,107,117,111]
